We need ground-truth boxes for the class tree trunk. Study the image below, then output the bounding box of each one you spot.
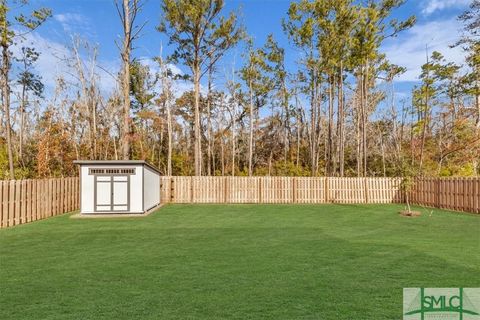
[475,88,480,132]
[220,136,225,176]
[19,84,26,167]
[193,64,202,176]
[310,95,317,176]
[419,52,430,173]
[295,94,301,169]
[114,137,118,160]
[419,92,429,173]
[309,65,320,176]
[308,63,315,176]
[282,78,289,165]
[121,0,132,160]
[337,64,345,177]
[381,135,386,177]
[1,42,14,179]
[405,192,411,213]
[231,115,235,177]
[361,65,368,177]
[410,103,415,167]
[166,99,172,176]
[268,150,273,176]
[205,62,214,176]
[93,100,97,159]
[326,75,334,176]
[356,74,362,177]
[89,100,97,160]
[248,79,254,176]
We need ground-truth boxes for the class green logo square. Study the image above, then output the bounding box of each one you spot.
[404,288,480,320]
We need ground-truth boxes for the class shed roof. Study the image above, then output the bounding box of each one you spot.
[73,160,161,175]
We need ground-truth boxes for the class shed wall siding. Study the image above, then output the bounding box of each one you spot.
[143,166,160,210]
[129,165,144,213]
[80,166,94,213]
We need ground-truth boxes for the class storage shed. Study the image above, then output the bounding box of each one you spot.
[74,160,161,214]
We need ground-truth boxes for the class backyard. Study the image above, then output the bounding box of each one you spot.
[0,204,479,320]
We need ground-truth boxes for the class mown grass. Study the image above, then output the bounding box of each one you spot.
[0,204,479,320]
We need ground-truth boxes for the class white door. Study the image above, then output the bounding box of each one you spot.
[112,176,129,211]
[95,176,112,211]
[95,175,130,212]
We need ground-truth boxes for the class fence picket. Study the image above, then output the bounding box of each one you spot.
[0,182,5,227]
[20,180,26,224]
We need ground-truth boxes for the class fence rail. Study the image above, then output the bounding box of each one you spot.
[0,177,79,228]
[1,176,478,228]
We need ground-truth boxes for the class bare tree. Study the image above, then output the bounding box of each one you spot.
[157,52,174,176]
[70,38,102,160]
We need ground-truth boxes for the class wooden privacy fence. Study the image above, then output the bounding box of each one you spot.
[0,177,79,228]
[1,176,479,228]
[160,177,404,205]
[411,177,480,214]
[160,176,480,213]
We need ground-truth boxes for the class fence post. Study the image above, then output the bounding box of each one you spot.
[324,177,329,203]
[223,176,227,203]
[0,182,4,228]
[473,178,478,214]
[258,177,263,204]
[19,180,25,224]
[26,180,32,222]
[14,180,21,225]
[190,176,194,203]
[292,177,296,203]
[364,177,369,204]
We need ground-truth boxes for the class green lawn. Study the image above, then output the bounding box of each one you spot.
[0,204,479,320]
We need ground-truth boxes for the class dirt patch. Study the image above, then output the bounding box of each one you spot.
[399,210,421,217]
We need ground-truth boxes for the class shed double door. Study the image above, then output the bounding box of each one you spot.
[95,175,129,212]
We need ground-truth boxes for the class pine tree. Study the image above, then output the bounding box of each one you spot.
[0,0,50,179]
[159,0,243,175]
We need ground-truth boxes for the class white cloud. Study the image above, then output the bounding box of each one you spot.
[54,13,84,24]
[11,31,69,89]
[381,18,466,82]
[11,31,118,95]
[137,56,184,77]
[422,0,469,15]
[11,35,193,103]
[136,57,195,98]
[53,13,90,33]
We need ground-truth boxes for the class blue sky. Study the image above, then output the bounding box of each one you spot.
[20,0,471,99]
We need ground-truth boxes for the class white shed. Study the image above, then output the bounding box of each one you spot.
[74,160,161,214]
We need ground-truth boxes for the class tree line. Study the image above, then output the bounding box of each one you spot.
[0,0,479,179]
